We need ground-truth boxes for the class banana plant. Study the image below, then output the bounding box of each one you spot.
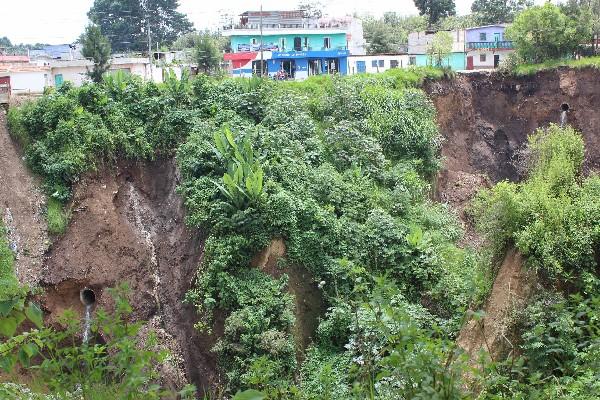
[212,127,264,210]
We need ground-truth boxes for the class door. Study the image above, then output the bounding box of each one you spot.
[494,55,500,68]
[0,76,10,106]
[466,56,474,70]
[293,37,302,51]
[494,33,501,42]
[54,74,64,86]
[356,61,366,73]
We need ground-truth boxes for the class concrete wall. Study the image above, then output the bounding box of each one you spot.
[412,52,466,70]
[52,66,89,86]
[347,55,410,74]
[466,26,506,43]
[408,30,466,54]
[9,71,50,94]
[466,49,514,69]
[231,32,348,52]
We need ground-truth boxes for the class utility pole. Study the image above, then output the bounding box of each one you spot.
[143,0,153,81]
[260,4,264,76]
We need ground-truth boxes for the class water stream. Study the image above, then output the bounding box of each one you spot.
[82,303,92,344]
[560,110,568,127]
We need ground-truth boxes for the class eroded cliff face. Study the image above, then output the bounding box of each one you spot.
[427,67,600,218]
[39,159,220,393]
[427,68,600,360]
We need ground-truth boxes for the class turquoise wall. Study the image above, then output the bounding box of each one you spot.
[414,52,466,70]
[231,33,347,52]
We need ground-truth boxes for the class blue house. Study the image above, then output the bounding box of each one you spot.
[222,10,364,79]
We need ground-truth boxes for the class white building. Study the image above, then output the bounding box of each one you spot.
[49,57,159,87]
[347,54,410,75]
[0,63,51,95]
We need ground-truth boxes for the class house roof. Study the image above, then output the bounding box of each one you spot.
[0,55,30,63]
[0,63,50,73]
[466,24,508,30]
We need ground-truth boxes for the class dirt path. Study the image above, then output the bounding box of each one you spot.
[0,110,47,286]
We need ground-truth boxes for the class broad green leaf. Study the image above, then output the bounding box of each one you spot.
[232,389,266,400]
[25,303,44,329]
[0,317,18,337]
[0,299,19,317]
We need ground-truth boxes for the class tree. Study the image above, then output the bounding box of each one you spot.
[298,1,323,19]
[0,37,11,48]
[471,0,533,25]
[427,31,453,66]
[194,35,221,74]
[506,3,592,63]
[413,0,456,25]
[561,0,600,55]
[80,25,112,83]
[88,0,193,52]
[363,19,397,54]
[363,14,427,54]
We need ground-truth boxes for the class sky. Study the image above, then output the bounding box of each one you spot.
[2,0,546,45]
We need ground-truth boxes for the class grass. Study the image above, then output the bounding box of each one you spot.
[513,56,600,76]
[0,214,20,301]
[46,198,70,235]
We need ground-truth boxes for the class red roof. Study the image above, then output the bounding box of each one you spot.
[0,55,30,63]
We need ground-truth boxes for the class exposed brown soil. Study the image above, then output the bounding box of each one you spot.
[427,68,600,212]
[427,69,600,361]
[0,110,48,286]
[457,248,536,361]
[251,239,326,363]
[39,159,219,394]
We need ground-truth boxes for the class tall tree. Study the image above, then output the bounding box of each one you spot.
[506,3,592,63]
[80,25,112,83]
[561,0,600,54]
[471,0,532,25]
[427,31,453,66]
[194,35,221,74]
[88,0,193,52]
[413,0,456,25]
[0,37,12,48]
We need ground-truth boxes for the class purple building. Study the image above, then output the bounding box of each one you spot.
[465,25,514,70]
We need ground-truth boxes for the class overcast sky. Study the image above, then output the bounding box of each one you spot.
[2,0,547,44]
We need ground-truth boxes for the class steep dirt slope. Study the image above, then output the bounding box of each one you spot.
[427,68,600,213]
[457,249,536,361]
[0,110,48,285]
[40,159,219,393]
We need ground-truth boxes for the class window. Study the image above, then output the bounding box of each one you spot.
[280,38,286,50]
[323,37,331,49]
[304,37,309,49]
[378,60,384,67]
[409,56,416,65]
[480,54,487,62]
[390,60,399,68]
[294,37,302,51]
[251,38,257,45]
[371,60,377,67]
[479,32,487,41]
[494,32,501,42]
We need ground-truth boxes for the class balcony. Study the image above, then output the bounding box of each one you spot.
[466,41,514,50]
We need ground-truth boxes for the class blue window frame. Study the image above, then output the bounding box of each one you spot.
[371,60,377,67]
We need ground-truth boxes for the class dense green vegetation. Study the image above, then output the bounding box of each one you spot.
[473,125,600,399]
[4,69,600,399]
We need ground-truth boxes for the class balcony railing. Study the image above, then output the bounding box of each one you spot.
[466,41,514,50]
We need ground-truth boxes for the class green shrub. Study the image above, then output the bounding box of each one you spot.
[46,198,69,235]
[0,218,19,301]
